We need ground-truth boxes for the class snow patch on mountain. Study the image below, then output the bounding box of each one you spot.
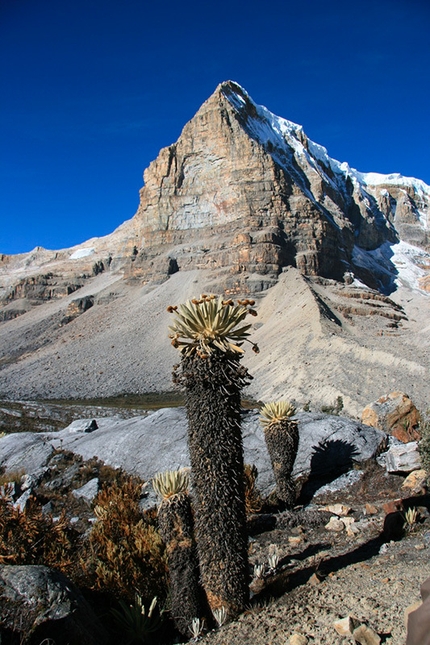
[223,81,429,294]
[69,247,95,260]
[352,240,430,293]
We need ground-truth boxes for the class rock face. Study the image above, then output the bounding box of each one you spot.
[124,81,429,294]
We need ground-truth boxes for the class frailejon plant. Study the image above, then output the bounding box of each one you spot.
[152,469,204,636]
[260,401,299,508]
[168,295,258,619]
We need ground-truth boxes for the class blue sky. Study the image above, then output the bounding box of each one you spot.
[1,0,429,255]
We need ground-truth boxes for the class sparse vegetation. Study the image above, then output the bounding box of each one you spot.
[418,409,430,473]
[244,463,262,514]
[111,595,164,644]
[0,489,79,575]
[321,395,344,416]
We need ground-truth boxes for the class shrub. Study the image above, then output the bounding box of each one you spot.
[82,477,167,604]
[244,464,262,514]
[0,489,80,575]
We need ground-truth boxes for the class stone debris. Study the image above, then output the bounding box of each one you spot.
[288,634,308,645]
[72,477,99,502]
[333,615,360,636]
[322,503,352,516]
[361,391,421,442]
[13,488,32,512]
[334,617,381,644]
[352,623,381,645]
[401,469,427,493]
[364,503,379,515]
[325,516,345,532]
[308,572,324,585]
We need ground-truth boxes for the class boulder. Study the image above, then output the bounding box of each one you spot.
[0,564,109,645]
[0,408,387,498]
[361,392,421,442]
[401,469,427,494]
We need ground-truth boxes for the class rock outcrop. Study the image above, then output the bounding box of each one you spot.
[0,408,387,496]
[361,392,421,442]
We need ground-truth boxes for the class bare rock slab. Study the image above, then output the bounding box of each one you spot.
[0,409,387,497]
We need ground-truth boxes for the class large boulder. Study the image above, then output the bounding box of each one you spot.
[0,564,109,645]
[0,408,386,497]
[361,391,421,442]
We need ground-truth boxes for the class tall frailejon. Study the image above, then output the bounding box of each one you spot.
[169,295,258,618]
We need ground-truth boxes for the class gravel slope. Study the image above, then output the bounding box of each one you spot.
[0,267,429,416]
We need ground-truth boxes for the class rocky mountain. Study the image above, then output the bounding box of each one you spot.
[0,81,429,413]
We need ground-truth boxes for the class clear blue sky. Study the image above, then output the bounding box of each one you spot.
[1,0,429,255]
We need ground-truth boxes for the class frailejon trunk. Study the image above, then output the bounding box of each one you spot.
[157,492,204,636]
[264,419,299,508]
[181,353,249,617]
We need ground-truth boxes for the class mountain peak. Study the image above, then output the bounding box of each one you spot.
[1,82,429,299]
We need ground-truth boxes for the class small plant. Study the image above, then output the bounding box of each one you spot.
[152,469,189,498]
[321,396,344,416]
[111,595,163,644]
[267,545,280,571]
[418,410,430,473]
[259,401,299,508]
[189,617,204,640]
[403,507,419,530]
[212,606,227,628]
[0,468,25,487]
[253,563,265,579]
[259,401,296,427]
[244,463,262,514]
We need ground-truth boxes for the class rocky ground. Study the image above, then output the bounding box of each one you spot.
[2,432,429,645]
[190,463,430,645]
